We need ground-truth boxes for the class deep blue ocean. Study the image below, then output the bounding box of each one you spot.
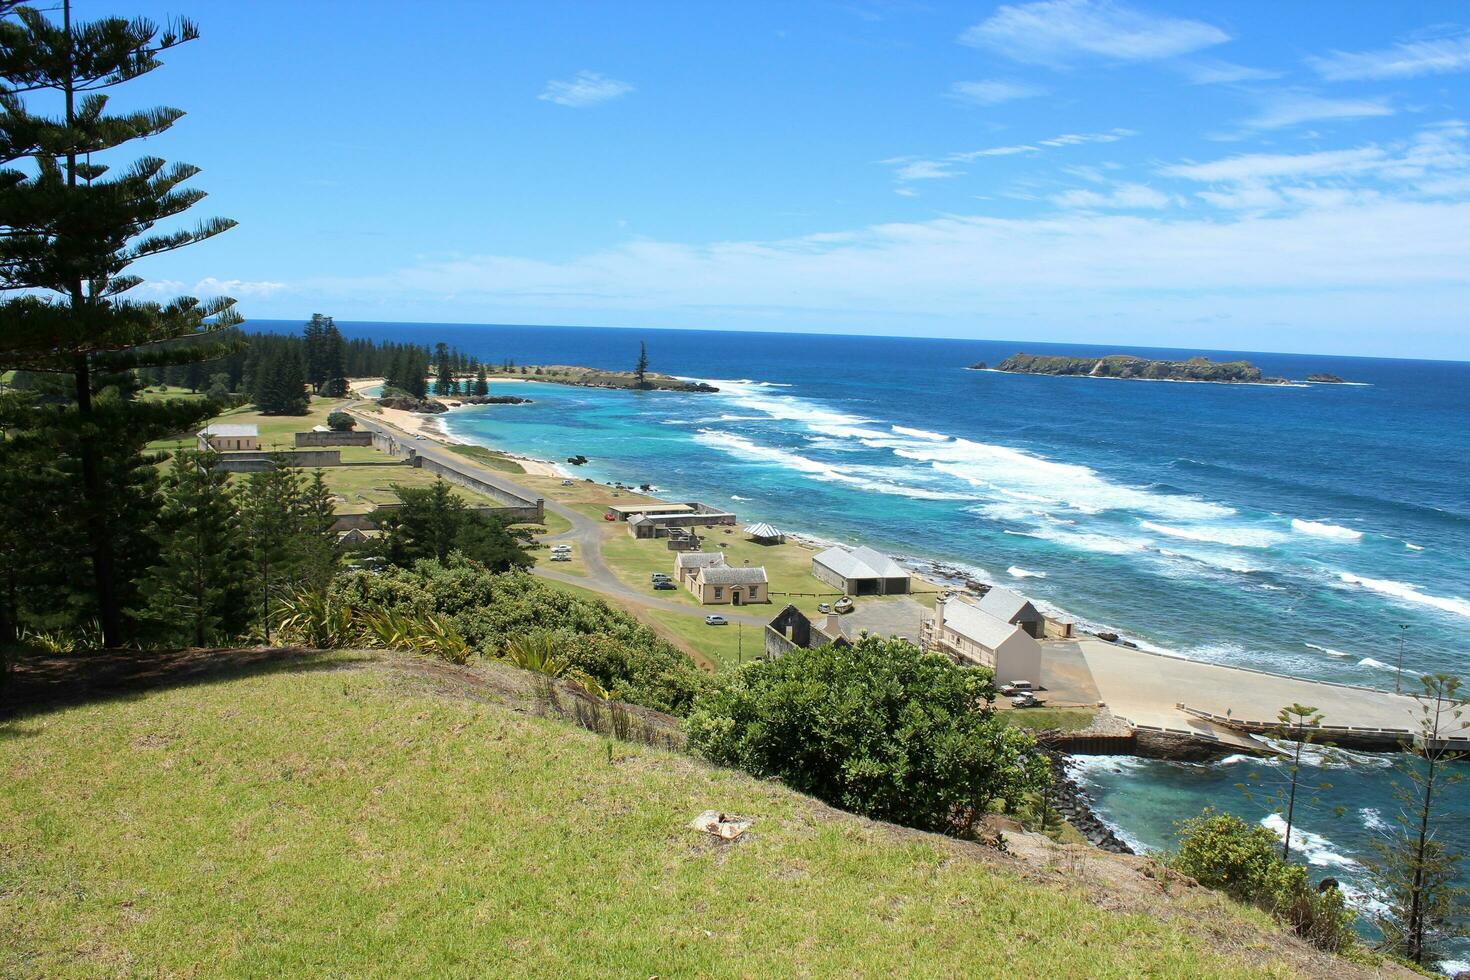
[262,319,1470,967]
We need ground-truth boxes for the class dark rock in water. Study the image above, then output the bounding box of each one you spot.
[1306,373,1351,384]
[672,381,719,393]
[994,352,1292,385]
[639,483,652,491]
[378,396,448,414]
[1120,639,1138,649]
[566,454,589,465]
[1317,877,1340,893]
[1095,631,1119,643]
[968,361,988,370]
[462,394,532,405]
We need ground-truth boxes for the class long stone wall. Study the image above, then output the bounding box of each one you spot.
[214,449,342,472]
[414,455,544,521]
[295,430,374,447]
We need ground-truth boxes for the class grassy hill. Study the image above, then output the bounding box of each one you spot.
[0,650,1407,978]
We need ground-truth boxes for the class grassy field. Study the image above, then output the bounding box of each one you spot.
[0,651,1388,978]
[1001,706,1100,732]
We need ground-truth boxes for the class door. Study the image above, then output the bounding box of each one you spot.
[732,589,743,606]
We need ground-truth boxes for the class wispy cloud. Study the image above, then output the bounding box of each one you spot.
[1180,59,1283,84]
[1243,92,1393,130]
[1158,124,1470,211]
[538,71,634,108]
[136,277,287,299]
[885,129,1136,187]
[1051,182,1173,209]
[947,79,1047,105]
[961,0,1229,66]
[1310,31,1470,81]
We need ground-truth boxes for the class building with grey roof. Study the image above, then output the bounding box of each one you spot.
[811,545,911,595]
[924,594,1041,686]
[976,586,1046,638]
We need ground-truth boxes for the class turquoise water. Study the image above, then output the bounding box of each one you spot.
[276,320,1470,964]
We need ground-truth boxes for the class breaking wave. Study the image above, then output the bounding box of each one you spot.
[1260,814,1360,869]
[1140,520,1286,549]
[1338,572,1470,620]
[1007,566,1046,579]
[1292,518,1363,541]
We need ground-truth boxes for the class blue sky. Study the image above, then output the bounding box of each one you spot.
[110,0,1470,357]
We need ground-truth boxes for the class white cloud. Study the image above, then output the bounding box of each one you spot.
[885,130,1136,186]
[538,71,634,108]
[893,160,964,181]
[1243,92,1393,130]
[1052,182,1172,209]
[951,128,1133,161]
[1181,59,1283,84]
[960,0,1229,66]
[192,277,287,298]
[1310,32,1470,81]
[1161,147,1389,183]
[948,79,1047,105]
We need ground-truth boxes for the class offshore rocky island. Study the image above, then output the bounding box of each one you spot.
[972,353,1354,385]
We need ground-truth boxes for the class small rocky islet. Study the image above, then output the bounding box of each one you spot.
[971,353,1357,386]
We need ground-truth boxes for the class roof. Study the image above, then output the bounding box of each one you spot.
[675,552,727,570]
[977,586,1039,623]
[627,515,653,526]
[744,522,783,538]
[700,565,768,586]
[200,423,258,438]
[606,503,694,516]
[814,545,909,581]
[941,598,1030,651]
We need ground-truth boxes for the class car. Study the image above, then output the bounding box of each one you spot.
[1011,694,1039,708]
[816,602,832,613]
[560,479,574,487]
[704,614,729,626]
[549,553,571,562]
[1010,681,1034,692]
[651,572,671,583]
[833,596,854,614]
[653,580,676,590]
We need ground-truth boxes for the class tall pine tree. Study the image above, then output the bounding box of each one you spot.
[140,450,248,647]
[0,2,241,644]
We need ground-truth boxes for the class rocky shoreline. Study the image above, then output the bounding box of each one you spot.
[1047,753,1135,854]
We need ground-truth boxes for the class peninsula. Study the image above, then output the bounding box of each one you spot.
[489,364,718,393]
[973,353,1295,385]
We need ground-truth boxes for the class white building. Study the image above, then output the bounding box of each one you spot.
[811,545,911,595]
[975,586,1046,639]
[927,594,1042,686]
[197,423,259,452]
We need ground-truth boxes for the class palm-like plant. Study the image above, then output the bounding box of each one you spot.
[274,592,356,649]
[359,606,472,665]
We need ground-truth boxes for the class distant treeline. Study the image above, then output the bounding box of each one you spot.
[136,315,482,413]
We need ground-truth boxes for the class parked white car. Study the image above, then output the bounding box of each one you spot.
[704,614,729,626]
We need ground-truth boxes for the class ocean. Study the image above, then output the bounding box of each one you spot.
[263,319,1470,966]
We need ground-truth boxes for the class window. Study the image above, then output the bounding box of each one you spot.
[749,586,759,599]
[714,587,723,600]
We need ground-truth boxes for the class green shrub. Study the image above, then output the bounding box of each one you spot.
[326,411,356,431]
[330,558,708,714]
[1171,809,1355,952]
[274,591,356,649]
[685,637,1048,836]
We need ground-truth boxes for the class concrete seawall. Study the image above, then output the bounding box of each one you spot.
[349,413,545,524]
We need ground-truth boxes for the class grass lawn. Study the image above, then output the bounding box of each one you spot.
[642,608,759,671]
[446,443,526,475]
[137,384,210,402]
[1001,706,1100,733]
[0,652,1372,978]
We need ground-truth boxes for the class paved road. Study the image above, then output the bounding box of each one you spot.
[351,410,770,629]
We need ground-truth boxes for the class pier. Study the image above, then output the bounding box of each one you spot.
[1044,638,1470,756]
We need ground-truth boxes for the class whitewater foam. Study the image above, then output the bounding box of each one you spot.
[694,429,976,501]
[1140,520,1286,549]
[1338,571,1470,620]
[1304,642,1352,658]
[1260,814,1360,869]
[1292,518,1364,542]
[891,424,950,442]
[1008,566,1047,579]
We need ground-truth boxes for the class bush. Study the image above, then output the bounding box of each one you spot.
[329,558,709,714]
[1171,810,1355,952]
[326,411,356,431]
[685,637,1048,836]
